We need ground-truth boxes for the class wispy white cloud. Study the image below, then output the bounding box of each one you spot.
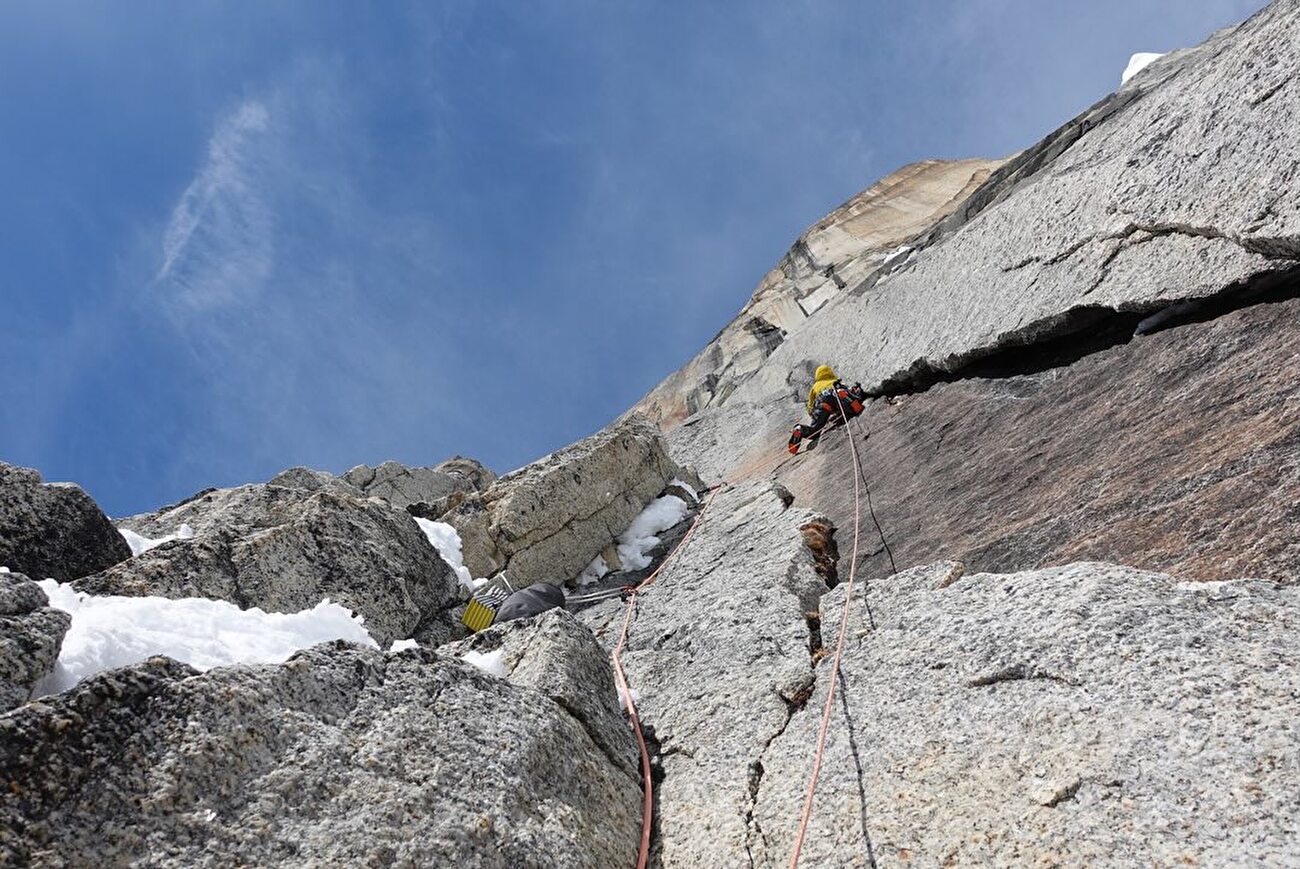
[139,59,461,489]
[155,99,275,314]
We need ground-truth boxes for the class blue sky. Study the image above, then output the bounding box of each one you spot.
[0,0,1267,516]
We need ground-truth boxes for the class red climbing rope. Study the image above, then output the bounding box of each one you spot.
[610,600,654,869]
[608,429,863,869]
[787,393,869,868]
[609,482,724,869]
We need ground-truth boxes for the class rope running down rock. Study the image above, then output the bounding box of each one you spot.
[788,392,873,868]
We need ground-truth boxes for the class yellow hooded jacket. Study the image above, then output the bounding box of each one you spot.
[806,364,839,413]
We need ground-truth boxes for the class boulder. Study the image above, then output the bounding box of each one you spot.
[0,572,70,711]
[0,611,640,868]
[81,484,457,647]
[0,462,130,582]
[265,466,363,495]
[441,417,685,587]
[750,562,1300,866]
[576,481,830,866]
[343,456,496,511]
[445,609,638,779]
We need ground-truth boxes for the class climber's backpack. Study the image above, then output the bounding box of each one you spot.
[496,582,566,623]
[462,573,516,632]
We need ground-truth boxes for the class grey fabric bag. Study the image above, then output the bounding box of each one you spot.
[495,582,566,622]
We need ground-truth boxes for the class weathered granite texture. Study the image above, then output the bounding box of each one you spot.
[751,562,1300,866]
[344,456,496,511]
[578,481,829,867]
[629,158,1004,427]
[0,462,130,582]
[0,610,640,868]
[79,484,457,647]
[265,465,364,495]
[776,291,1300,586]
[0,572,70,711]
[441,417,685,587]
[660,1,1300,484]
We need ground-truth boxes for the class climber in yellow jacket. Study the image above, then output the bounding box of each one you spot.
[789,364,867,454]
[806,364,840,414]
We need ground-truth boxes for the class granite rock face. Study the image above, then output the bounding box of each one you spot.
[344,456,496,512]
[577,481,830,867]
[629,158,1004,427]
[0,572,70,711]
[657,1,1300,482]
[81,484,457,646]
[0,462,130,582]
[0,610,640,868]
[777,291,1300,586]
[445,608,638,778]
[442,417,686,587]
[750,562,1300,866]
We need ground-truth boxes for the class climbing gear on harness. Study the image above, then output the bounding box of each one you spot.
[839,381,867,416]
[462,572,516,632]
[790,381,867,455]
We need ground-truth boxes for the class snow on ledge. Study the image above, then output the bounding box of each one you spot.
[119,523,195,557]
[414,517,486,593]
[1122,52,1165,85]
[35,580,377,695]
[617,494,690,571]
[462,648,507,678]
[576,492,693,583]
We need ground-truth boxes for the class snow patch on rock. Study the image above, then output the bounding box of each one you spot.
[578,554,610,587]
[119,523,195,557]
[35,580,376,695]
[414,517,484,593]
[462,647,507,678]
[668,478,699,503]
[1122,52,1165,84]
[616,494,690,571]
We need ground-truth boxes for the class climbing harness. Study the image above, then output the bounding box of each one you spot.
[789,382,867,455]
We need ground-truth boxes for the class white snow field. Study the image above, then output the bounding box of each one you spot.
[36,580,377,695]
